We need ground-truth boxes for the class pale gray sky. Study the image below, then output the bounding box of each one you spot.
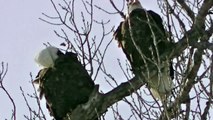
[0,0,160,119]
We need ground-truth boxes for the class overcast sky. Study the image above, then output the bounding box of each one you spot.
[0,0,160,119]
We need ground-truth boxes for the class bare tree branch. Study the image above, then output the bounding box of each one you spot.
[176,0,195,21]
[0,62,16,120]
[34,0,213,119]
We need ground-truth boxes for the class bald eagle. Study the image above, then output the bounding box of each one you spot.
[114,0,174,100]
[34,46,95,120]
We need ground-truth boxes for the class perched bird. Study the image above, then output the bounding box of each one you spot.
[34,46,95,120]
[114,0,174,100]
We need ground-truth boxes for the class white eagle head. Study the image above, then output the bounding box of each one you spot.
[128,0,142,14]
[35,46,62,68]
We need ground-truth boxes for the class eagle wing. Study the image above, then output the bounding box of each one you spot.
[34,52,95,120]
[114,9,174,100]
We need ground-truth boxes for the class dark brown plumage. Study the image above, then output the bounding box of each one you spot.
[34,51,95,120]
[114,0,174,100]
